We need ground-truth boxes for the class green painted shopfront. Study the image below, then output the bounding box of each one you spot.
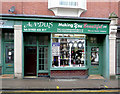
[0,15,110,79]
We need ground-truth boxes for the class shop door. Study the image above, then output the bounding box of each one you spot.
[24,46,37,76]
[3,42,14,74]
[88,47,102,75]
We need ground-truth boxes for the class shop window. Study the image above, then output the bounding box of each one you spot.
[52,34,86,67]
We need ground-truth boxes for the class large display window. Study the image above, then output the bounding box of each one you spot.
[52,34,86,68]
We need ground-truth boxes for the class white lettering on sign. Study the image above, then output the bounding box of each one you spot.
[58,23,82,29]
[37,22,53,28]
[24,22,53,29]
[58,23,73,28]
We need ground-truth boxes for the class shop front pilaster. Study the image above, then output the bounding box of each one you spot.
[109,25,117,79]
[14,25,22,78]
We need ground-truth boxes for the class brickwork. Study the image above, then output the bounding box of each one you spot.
[2,2,54,15]
[51,70,88,77]
[38,73,48,76]
[1,2,119,18]
[81,2,118,18]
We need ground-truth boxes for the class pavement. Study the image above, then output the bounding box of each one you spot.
[1,77,120,90]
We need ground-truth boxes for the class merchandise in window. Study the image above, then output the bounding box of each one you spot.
[52,34,86,68]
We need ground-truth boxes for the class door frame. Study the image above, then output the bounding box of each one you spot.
[23,33,50,77]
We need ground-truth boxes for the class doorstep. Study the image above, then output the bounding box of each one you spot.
[87,75,104,79]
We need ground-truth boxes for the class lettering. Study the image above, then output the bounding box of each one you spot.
[37,22,53,28]
[58,23,73,28]
[84,23,103,30]
[24,22,53,29]
[74,23,82,29]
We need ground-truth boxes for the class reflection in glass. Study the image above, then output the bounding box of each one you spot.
[5,43,14,63]
[91,47,99,65]
[52,34,86,67]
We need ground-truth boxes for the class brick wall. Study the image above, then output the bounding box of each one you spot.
[81,2,118,18]
[50,70,88,78]
[1,2,119,18]
[2,2,54,15]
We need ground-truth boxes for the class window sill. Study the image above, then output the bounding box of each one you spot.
[50,67,88,70]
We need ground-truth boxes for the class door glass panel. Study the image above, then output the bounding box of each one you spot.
[24,36,37,45]
[5,43,14,63]
[39,47,48,71]
[91,47,99,65]
[38,36,48,45]
[4,32,14,41]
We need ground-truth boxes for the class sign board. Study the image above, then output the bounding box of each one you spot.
[22,21,109,34]
[0,20,14,28]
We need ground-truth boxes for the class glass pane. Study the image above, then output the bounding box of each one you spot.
[64,34,74,37]
[25,36,37,45]
[38,36,48,45]
[39,47,48,70]
[74,34,86,38]
[52,38,85,67]
[4,32,14,41]
[52,34,63,37]
[5,43,14,63]
[91,52,99,65]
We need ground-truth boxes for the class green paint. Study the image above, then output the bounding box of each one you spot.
[100,35,109,79]
[117,40,120,74]
[22,21,109,34]
[3,42,14,74]
[37,38,39,77]
[50,67,88,70]
[1,16,111,24]
[88,46,102,75]
[24,34,50,77]
[22,32,24,78]
[87,35,104,75]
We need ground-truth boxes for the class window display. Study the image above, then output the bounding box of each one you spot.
[52,34,86,67]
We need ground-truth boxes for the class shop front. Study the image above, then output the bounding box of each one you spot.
[0,15,110,79]
[22,18,110,78]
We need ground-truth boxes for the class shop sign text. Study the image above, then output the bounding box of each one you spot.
[23,21,109,34]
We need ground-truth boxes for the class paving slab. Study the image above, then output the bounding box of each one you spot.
[1,78,120,90]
